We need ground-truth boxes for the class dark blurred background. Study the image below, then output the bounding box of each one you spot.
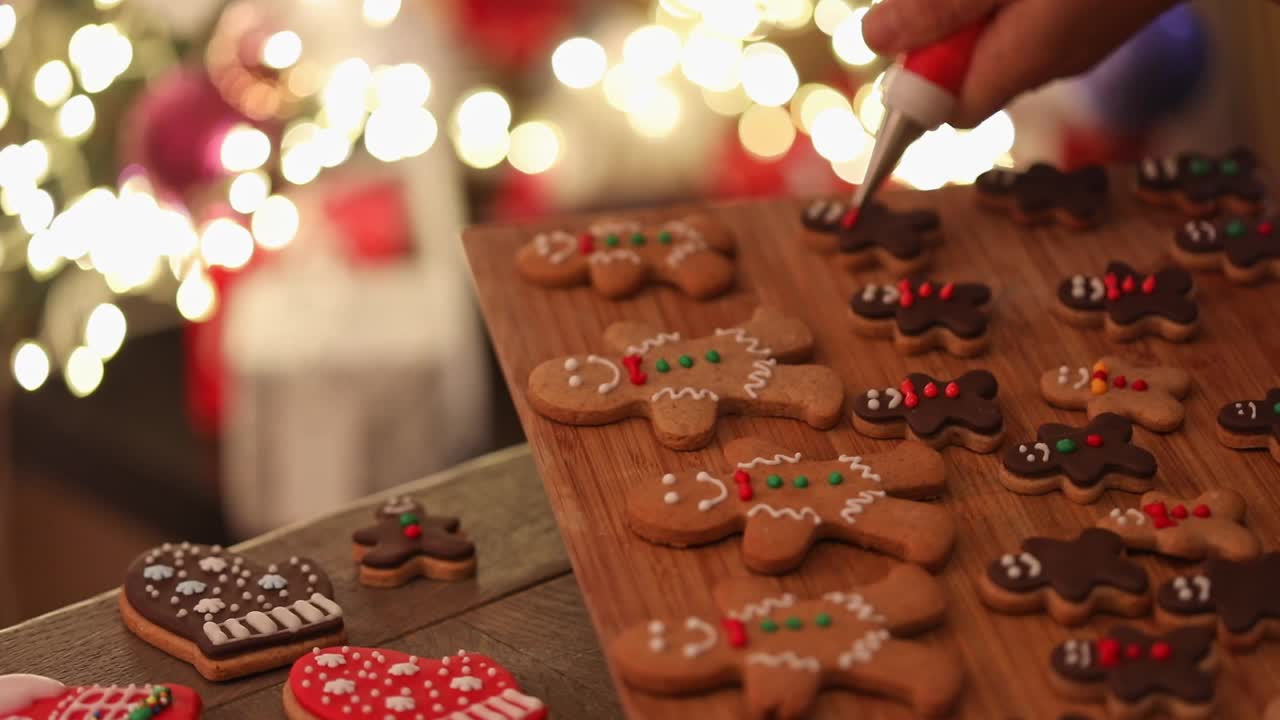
[0,0,1276,624]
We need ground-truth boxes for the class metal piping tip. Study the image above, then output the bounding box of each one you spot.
[851,108,927,210]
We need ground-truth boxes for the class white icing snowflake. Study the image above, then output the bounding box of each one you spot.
[323,678,355,695]
[314,653,347,668]
[385,696,415,711]
[143,564,174,581]
[258,573,288,590]
[388,662,419,676]
[449,676,483,692]
[174,580,207,596]
[193,598,226,614]
[198,556,228,573]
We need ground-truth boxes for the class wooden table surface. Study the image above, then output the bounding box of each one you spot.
[464,177,1280,719]
[0,446,622,718]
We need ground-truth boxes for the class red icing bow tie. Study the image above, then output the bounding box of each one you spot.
[1143,501,1211,528]
[1098,638,1172,667]
[722,618,748,648]
[1104,273,1157,301]
[897,279,955,307]
[622,355,647,386]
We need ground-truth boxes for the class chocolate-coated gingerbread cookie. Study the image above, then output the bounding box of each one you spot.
[1001,413,1156,504]
[1055,262,1198,342]
[1216,388,1280,464]
[975,163,1108,228]
[799,198,940,275]
[1172,216,1280,284]
[1136,148,1266,217]
[850,278,991,357]
[852,370,1004,453]
[1157,552,1280,652]
[351,495,476,587]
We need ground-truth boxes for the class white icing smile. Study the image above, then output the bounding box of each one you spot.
[1057,365,1090,389]
[860,284,900,305]
[1236,401,1258,419]
[1017,442,1051,463]
[532,230,575,264]
[658,471,727,512]
[864,387,902,411]
[1070,275,1106,303]
[564,355,621,395]
[999,552,1042,579]
[1172,575,1211,602]
[681,617,717,658]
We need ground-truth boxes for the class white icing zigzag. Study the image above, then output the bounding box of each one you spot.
[837,628,890,668]
[743,358,776,399]
[746,504,820,525]
[651,387,719,402]
[840,490,885,524]
[823,591,885,622]
[665,240,710,268]
[727,594,795,621]
[737,453,801,470]
[837,455,881,483]
[588,249,642,265]
[625,332,681,356]
[713,327,772,356]
[745,651,820,672]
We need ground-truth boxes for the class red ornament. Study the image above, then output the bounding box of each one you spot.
[1132,379,1148,392]
[721,618,748,648]
[918,281,933,298]
[578,232,595,254]
[1098,638,1121,667]
[840,208,860,230]
[1171,504,1188,519]
[1113,375,1127,389]
[733,470,753,501]
[1150,642,1172,661]
[1258,221,1274,236]
[1193,504,1211,518]
[904,392,919,409]
[944,382,960,398]
[1141,275,1156,294]
[923,382,939,398]
[1122,275,1136,293]
[939,282,955,300]
[403,524,422,539]
[1086,434,1103,447]
[900,378,916,394]
[621,355,647,386]
[1124,643,1143,660]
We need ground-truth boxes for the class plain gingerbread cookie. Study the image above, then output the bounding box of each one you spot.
[1041,358,1191,433]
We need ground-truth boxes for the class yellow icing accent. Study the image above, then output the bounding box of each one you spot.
[1090,378,1108,395]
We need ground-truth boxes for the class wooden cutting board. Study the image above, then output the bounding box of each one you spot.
[463,175,1280,719]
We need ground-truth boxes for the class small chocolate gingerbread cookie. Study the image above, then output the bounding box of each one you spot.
[1137,148,1266,217]
[1001,413,1156,504]
[853,371,1004,453]
[1157,552,1280,652]
[850,278,992,357]
[1055,262,1198,342]
[1216,388,1280,465]
[799,198,940,275]
[1173,216,1280,285]
[975,163,1109,228]
[351,495,476,588]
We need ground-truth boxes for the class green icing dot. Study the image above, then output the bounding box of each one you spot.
[655,358,671,373]
[658,230,673,244]
[760,618,778,633]
[630,232,646,246]
[705,350,721,363]
[399,512,419,527]
[793,476,809,489]
[1189,158,1212,176]
[678,354,694,368]
[766,474,783,489]
[827,471,843,486]
[1220,158,1241,176]
[1055,438,1078,454]
[1226,219,1247,238]
[605,234,620,247]
[815,613,832,628]
[1273,402,1280,415]
[784,617,803,631]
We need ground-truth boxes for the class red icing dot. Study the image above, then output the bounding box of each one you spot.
[923,382,939,398]
[403,524,422,539]
[1150,642,1172,661]
[904,392,919,409]
[1193,504,1211,518]
[940,282,955,300]
[1113,375,1127,389]
[1259,221,1274,236]
[899,290,915,308]
[1153,517,1177,529]
[840,208,860,230]
[897,278,912,291]
[1104,273,1118,288]
[900,378,916,394]
[1124,643,1143,660]
[733,470,753,501]
[1106,287,1121,302]
[944,382,960,398]
[1098,638,1121,667]
[1144,502,1168,517]
[1132,379,1148,392]
[578,233,595,254]
[918,281,933,298]
[1171,504,1188,519]
[1092,370,1109,381]
[1122,275,1136,293]
[1141,275,1157,294]
[1086,434,1103,448]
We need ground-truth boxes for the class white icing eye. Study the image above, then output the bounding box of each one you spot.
[663,491,680,504]
[1018,445,1028,453]
[648,637,665,652]
[568,375,582,388]
[564,358,579,371]
[867,399,880,410]
[661,473,677,485]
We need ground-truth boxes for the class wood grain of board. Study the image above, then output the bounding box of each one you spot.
[464,174,1280,719]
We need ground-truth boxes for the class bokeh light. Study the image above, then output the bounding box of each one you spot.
[623,26,681,77]
[740,43,798,107]
[738,104,795,159]
[626,84,682,138]
[252,195,300,250]
[814,0,853,34]
[220,124,271,172]
[262,31,303,70]
[12,341,50,392]
[0,5,15,49]
[228,170,270,214]
[810,107,867,162]
[551,38,607,89]
[508,121,561,175]
[200,218,254,269]
[373,63,431,108]
[85,303,127,360]
[65,346,104,398]
[365,106,438,161]
[796,84,851,134]
[57,95,96,139]
[833,8,876,66]
[362,0,402,27]
[680,28,741,92]
[177,268,218,322]
[34,61,73,106]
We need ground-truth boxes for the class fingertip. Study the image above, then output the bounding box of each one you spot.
[862,3,903,54]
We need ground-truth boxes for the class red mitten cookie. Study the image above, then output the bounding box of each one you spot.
[1172,216,1280,284]
[1097,490,1261,562]
[516,214,734,300]
[1055,262,1198,342]
[120,543,346,681]
[0,674,202,719]
[352,496,476,588]
[284,647,547,720]
[849,278,992,357]
[799,198,940,275]
[627,438,953,573]
[612,566,962,719]
[1041,358,1191,433]
[1216,389,1280,464]
[527,307,844,450]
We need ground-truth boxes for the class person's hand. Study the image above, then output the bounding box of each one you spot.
[862,0,1181,127]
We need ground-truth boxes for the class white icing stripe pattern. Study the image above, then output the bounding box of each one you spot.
[651,387,719,402]
[624,332,681,356]
[532,230,575,264]
[746,504,820,524]
[837,455,880,483]
[53,685,160,720]
[822,592,885,622]
[694,472,727,512]
[727,594,794,621]
[743,358,776,399]
[837,628,891,668]
[737,453,801,469]
[840,490,885,524]
[588,249,642,265]
[202,593,340,646]
[745,651,820,672]
[713,327,772,356]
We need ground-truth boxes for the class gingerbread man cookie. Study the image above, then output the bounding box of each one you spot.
[627,437,953,573]
[799,198,940,275]
[284,647,547,720]
[351,495,476,588]
[1157,553,1280,652]
[1097,490,1261,562]
[612,565,962,719]
[528,307,843,450]
[1172,215,1280,284]
[852,370,1004,453]
[120,542,346,681]
[1216,388,1280,464]
[1042,358,1192,433]
[1050,626,1218,720]
[0,675,202,720]
[1055,262,1198,342]
[849,278,992,357]
[974,163,1109,228]
[978,528,1150,626]
[1001,413,1157,504]
[1136,148,1266,217]
[516,213,734,300]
